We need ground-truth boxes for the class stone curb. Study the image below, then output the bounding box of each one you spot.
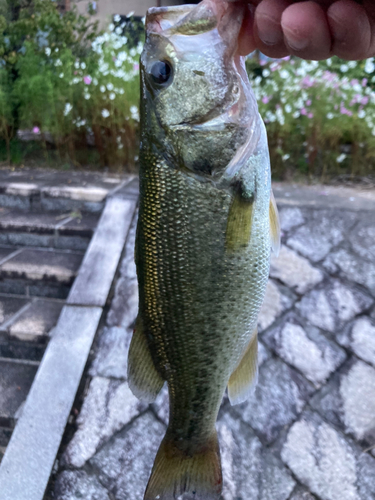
[0,188,138,500]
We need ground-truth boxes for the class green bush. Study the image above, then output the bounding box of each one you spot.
[247,55,375,180]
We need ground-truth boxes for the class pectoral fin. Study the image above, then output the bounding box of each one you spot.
[226,193,254,252]
[269,190,280,257]
[127,318,164,403]
[228,328,258,405]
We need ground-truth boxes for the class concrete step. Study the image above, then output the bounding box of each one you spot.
[0,247,83,299]
[0,210,98,251]
[0,169,130,214]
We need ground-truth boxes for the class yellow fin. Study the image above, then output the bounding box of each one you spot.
[144,432,222,500]
[127,319,164,403]
[228,328,258,406]
[226,193,254,252]
[269,190,281,257]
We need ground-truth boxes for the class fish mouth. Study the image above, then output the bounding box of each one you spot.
[170,100,241,131]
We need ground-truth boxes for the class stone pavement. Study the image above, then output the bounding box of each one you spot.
[52,184,375,500]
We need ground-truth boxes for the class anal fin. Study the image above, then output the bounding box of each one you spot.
[127,318,164,403]
[269,190,281,257]
[228,328,258,405]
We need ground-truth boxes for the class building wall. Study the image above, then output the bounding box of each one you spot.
[74,0,187,27]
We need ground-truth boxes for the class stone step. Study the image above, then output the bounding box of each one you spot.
[0,210,99,251]
[0,169,131,214]
[0,248,83,299]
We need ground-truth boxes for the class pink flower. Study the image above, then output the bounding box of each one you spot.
[262,96,270,104]
[32,126,40,134]
[341,106,352,116]
[133,63,139,71]
[306,99,312,106]
[83,75,92,85]
[301,108,307,116]
[351,79,359,86]
[308,113,314,119]
[361,96,369,105]
[362,78,368,87]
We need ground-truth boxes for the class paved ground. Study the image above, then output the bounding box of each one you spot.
[51,184,375,500]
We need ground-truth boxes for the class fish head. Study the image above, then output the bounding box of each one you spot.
[141,0,259,179]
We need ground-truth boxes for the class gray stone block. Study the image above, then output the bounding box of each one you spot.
[289,486,317,500]
[0,339,45,362]
[54,470,110,500]
[89,326,132,379]
[233,359,314,444]
[68,198,137,307]
[0,247,18,265]
[258,279,296,332]
[218,412,295,500]
[270,245,323,294]
[349,215,375,262]
[262,315,347,386]
[90,411,165,500]
[296,279,373,333]
[62,377,147,468]
[281,410,375,500]
[8,299,63,341]
[0,194,31,211]
[0,305,102,500]
[278,206,305,233]
[311,359,375,449]
[324,248,375,296]
[58,214,99,237]
[0,359,38,420]
[336,317,375,367]
[286,209,356,262]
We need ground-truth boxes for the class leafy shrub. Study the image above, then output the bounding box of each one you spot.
[247,55,375,180]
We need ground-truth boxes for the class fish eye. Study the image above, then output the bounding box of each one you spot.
[150,60,173,87]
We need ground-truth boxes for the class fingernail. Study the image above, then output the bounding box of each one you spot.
[284,28,309,51]
[257,14,283,46]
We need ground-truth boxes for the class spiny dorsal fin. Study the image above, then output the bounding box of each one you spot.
[269,190,280,257]
[127,318,164,403]
[228,328,258,405]
[226,193,254,252]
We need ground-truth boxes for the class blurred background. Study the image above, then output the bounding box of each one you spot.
[0,0,374,183]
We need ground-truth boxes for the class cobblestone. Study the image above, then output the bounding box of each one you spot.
[52,187,375,500]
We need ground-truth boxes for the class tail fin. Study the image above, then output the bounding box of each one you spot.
[144,432,222,500]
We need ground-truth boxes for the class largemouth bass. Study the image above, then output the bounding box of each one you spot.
[128,1,280,498]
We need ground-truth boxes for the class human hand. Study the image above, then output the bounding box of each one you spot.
[229,0,375,60]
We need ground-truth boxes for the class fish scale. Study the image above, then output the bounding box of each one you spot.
[127,1,280,498]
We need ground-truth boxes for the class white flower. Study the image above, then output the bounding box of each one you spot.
[327,113,334,120]
[72,77,80,84]
[93,78,98,85]
[282,154,290,161]
[64,103,73,116]
[254,76,262,85]
[326,58,332,67]
[101,109,110,118]
[100,85,106,93]
[59,73,64,78]
[81,62,86,69]
[118,88,125,95]
[263,69,270,78]
[107,82,114,91]
[293,111,300,118]
[109,23,115,32]
[77,119,86,127]
[141,16,146,25]
[285,104,292,113]
[114,14,121,22]
[84,93,90,100]
[279,70,290,80]
[336,154,346,163]
[74,61,80,69]
[340,64,349,73]
[348,61,357,69]
[109,92,116,100]
[55,59,62,67]
[115,27,122,35]
[45,47,51,56]
[127,10,134,17]
[130,105,139,121]
[130,48,137,57]
[358,110,366,119]
[365,59,375,74]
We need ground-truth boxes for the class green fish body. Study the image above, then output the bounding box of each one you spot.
[128,2,280,499]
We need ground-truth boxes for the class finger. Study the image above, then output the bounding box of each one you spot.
[328,0,374,60]
[281,1,332,60]
[253,0,290,58]
[237,4,257,55]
